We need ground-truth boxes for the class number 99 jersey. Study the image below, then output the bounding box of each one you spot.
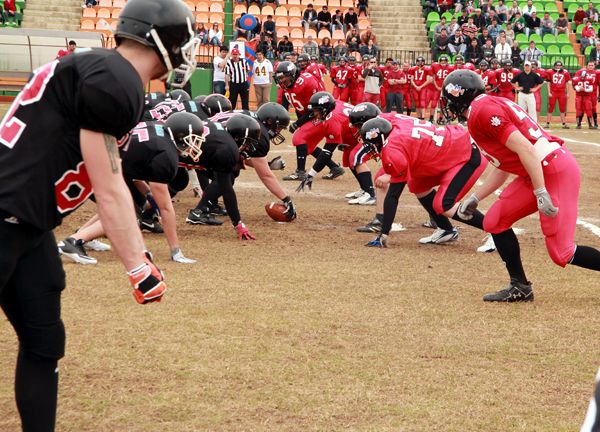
[0,49,144,231]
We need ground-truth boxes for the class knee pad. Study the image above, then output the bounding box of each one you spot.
[20,320,66,361]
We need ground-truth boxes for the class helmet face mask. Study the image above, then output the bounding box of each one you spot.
[360,118,392,159]
[165,112,205,162]
[256,102,290,145]
[275,61,298,89]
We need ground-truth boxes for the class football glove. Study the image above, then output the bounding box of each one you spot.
[457,193,480,220]
[127,251,166,304]
[282,196,297,220]
[366,234,388,248]
[296,175,313,192]
[236,222,256,240]
[268,156,286,170]
[171,248,197,264]
[288,122,299,133]
[534,187,558,217]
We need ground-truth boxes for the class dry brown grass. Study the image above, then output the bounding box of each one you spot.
[1,102,600,430]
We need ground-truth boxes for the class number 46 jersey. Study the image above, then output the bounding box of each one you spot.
[0,49,144,231]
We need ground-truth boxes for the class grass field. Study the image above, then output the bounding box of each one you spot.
[1,102,600,430]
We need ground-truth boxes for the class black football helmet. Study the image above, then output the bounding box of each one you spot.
[202,93,232,117]
[308,92,336,120]
[416,56,425,66]
[553,60,563,71]
[502,58,513,69]
[297,53,310,70]
[225,114,262,159]
[255,102,290,145]
[439,55,449,63]
[441,70,485,122]
[193,95,206,105]
[310,54,318,62]
[169,89,191,101]
[360,117,393,157]
[165,112,205,162]
[348,102,382,129]
[275,61,299,89]
[454,55,465,65]
[362,55,371,63]
[115,0,199,85]
[491,58,500,69]
[478,60,489,71]
[347,55,357,64]
[339,56,347,65]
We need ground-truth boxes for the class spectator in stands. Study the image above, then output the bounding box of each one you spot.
[482,38,495,61]
[488,9,502,25]
[385,61,405,112]
[234,13,250,40]
[235,0,249,6]
[581,22,597,53]
[261,0,280,6]
[362,58,384,105]
[277,35,292,55]
[333,40,348,61]
[457,9,469,26]
[512,12,526,34]
[302,35,319,56]
[346,28,361,53]
[504,25,515,44]
[434,17,449,37]
[574,6,587,28]
[496,0,508,22]
[423,0,436,19]
[465,37,484,64]
[360,25,377,46]
[433,28,451,59]
[448,17,459,35]
[477,27,491,46]
[520,40,544,62]
[587,2,599,23]
[252,50,273,108]
[257,35,275,60]
[360,39,378,57]
[507,1,521,21]
[511,39,522,66]
[302,3,318,32]
[357,0,369,18]
[437,0,452,14]
[319,37,333,67]
[317,5,332,31]
[251,17,262,39]
[540,12,554,37]
[208,23,223,46]
[526,11,541,37]
[56,40,76,59]
[589,42,600,64]
[488,18,503,41]
[449,28,469,56]
[344,7,358,32]
[212,46,228,95]
[195,23,209,45]
[522,0,535,20]
[3,0,16,24]
[472,9,485,29]
[494,33,512,61]
[331,9,344,33]
[462,17,478,39]
[262,15,276,40]
[84,0,97,7]
[555,13,569,35]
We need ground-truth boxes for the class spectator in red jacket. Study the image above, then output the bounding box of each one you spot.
[581,22,597,53]
[3,0,16,24]
[574,6,587,28]
[56,40,77,59]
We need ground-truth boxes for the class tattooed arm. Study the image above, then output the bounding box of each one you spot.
[81,129,146,270]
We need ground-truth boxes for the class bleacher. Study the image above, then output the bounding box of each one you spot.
[1,0,25,27]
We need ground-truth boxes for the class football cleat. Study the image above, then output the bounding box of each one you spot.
[83,239,111,252]
[58,237,98,265]
[422,218,438,229]
[358,195,376,205]
[282,169,307,181]
[140,217,164,233]
[186,209,224,225]
[419,228,458,244]
[483,279,534,302]
[477,234,496,253]
[345,189,364,199]
[322,166,345,180]
[208,203,228,216]
[356,217,382,233]
[562,123,570,129]
[348,190,370,205]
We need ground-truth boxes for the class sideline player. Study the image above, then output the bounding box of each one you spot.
[430,55,453,123]
[330,56,352,102]
[545,60,571,129]
[495,59,519,100]
[0,0,196,429]
[410,56,432,120]
[443,70,600,302]
[476,60,497,93]
[572,65,596,129]
[574,61,599,129]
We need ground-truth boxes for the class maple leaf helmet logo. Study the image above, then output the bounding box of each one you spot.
[445,83,465,97]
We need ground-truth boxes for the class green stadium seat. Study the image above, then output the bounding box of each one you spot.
[556,33,570,46]
[533,2,543,11]
[427,11,440,22]
[515,33,528,44]
[544,3,557,12]
[567,4,578,20]
[442,11,453,20]
[546,44,560,54]
[542,34,556,44]
[585,45,593,55]
[560,45,574,55]
[549,13,558,21]
[541,56,553,68]
[529,33,542,44]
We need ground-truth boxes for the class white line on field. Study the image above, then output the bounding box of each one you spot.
[563,137,600,148]
[577,218,600,238]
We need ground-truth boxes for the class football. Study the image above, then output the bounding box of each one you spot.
[265,202,292,222]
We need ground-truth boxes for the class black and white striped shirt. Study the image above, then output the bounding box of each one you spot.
[225,58,249,83]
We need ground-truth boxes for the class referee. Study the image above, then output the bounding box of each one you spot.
[511,60,544,121]
[225,47,251,110]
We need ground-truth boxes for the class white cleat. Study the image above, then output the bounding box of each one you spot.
[477,234,496,253]
[84,239,111,251]
[345,189,364,199]
[419,228,459,244]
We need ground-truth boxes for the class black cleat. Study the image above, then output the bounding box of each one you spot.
[58,237,98,265]
[483,279,534,302]
[283,169,307,181]
[140,218,164,233]
[209,203,228,216]
[322,165,345,180]
[356,217,382,233]
[186,209,224,225]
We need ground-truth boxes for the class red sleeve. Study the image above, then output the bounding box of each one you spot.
[381,146,409,183]
[324,121,344,144]
[472,100,518,145]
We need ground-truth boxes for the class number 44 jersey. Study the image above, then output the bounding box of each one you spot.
[0,49,144,231]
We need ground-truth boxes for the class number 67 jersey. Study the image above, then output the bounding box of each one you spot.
[0,50,144,231]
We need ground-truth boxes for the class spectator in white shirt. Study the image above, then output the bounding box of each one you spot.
[252,50,273,107]
[494,33,512,61]
[212,46,228,95]
[208,23,223,46]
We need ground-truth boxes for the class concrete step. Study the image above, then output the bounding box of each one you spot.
[24,10,82,19]
[24,4,81,13]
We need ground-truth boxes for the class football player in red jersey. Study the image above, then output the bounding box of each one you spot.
[401,61,414,116]
[330,56,352,102]
[410,56,433,119]
[573,62,597,129]
[275,61,344,180]
[453,54,475,71]
[477,60,497,93]
[545,60,571,129]
[349,55,366,104]
[361,113,488,247]
[379,57,394,108]
[444,70,600,302]
[430,55,454,123]
[0,0,197,428]
[575,61,600,129]
[495,58,520,100]
[308,54,327,81]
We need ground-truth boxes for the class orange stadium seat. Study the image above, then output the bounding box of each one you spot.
[97,0,111,7]
[81,19,95,30]
[275,6,287,16]
[210,13,223,24]
[196,12,209,23]
[112,0,125,6]
[196,2,209,12]
[262,5,275,16]
[184,1,195,11]
[332,29,344,40]
[111,8,121,18]
[96,8,110,18]
[312,0,327,6]
[210,3,223,13]
[278,27,290,38]
[318,28,331,39]
[276,16,288,27]
[292,39,303,49]
[95,18,110,30]
[289,16,302,27]
[248,4,260,14]
[288,0,300,4]
[233,4,246,14]
[290,28,303,38]
[288,6,301,16]
[82,8,96,18]
[358,19,369,30]
[341,0,353,6]
[328,0,341,7]
[305,28,317,38]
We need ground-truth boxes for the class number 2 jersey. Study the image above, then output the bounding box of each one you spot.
[467,94,563,177]
[0,49,144,231]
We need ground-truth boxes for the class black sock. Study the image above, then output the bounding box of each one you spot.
[418,190,453,231]
[356,171,375,197]
[375,213,384,222]
[406,107,411,116]
[15,352,58,432]
[588,116,593,127]
[491,229,527,283]
[594,113,598,126]
[452,209,485,230]
[296,144,308,171]
[570,245,600,271]
[577,115,583,126]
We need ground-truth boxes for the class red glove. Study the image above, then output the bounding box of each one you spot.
[235,222,256,240]
[127,251,166,304]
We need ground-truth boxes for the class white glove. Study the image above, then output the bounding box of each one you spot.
[586,86,594,93]
[575,84,583,92]
[171,248,197,264]
[534,187,558,217]
[457,193,480,220]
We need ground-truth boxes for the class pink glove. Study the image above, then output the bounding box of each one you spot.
[235,222,256,240]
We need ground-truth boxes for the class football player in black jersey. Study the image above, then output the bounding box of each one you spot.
[0,0,198,430]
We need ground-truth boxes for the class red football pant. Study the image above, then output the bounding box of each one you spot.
[534,90,541,112]
[291,120,327,154]
[548,93,567,113]
[401,90,412,112]
[333,86,350,102]
[277,87,284,104]
[350,87,364,105]
[575,95,593,117]
[380,87,387,107]
[363,92,380,105]
[427,89,441,109]
[343,142,374,168]
[413,89,427,109]
[497,90,515,101]
[483,148,580,267]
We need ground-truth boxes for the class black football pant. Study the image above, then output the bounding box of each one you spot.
[228,82,250,111]
[0,212,66,432]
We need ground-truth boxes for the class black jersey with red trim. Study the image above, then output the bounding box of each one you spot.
[120,121,179,184]
[178,121,240,172]
[143,99,209,122]
[0,48,144,231]
[210,109,270,158]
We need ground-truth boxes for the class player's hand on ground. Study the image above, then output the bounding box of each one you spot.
[366,234,388,248]
[236,222,256,240]
[534,187,558,217]
[296,175,313,192]
[128,251,166,304]
[171,248,197,264]
[288,122,299,133]
[282,196,297,220]
[458,193,479,220]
